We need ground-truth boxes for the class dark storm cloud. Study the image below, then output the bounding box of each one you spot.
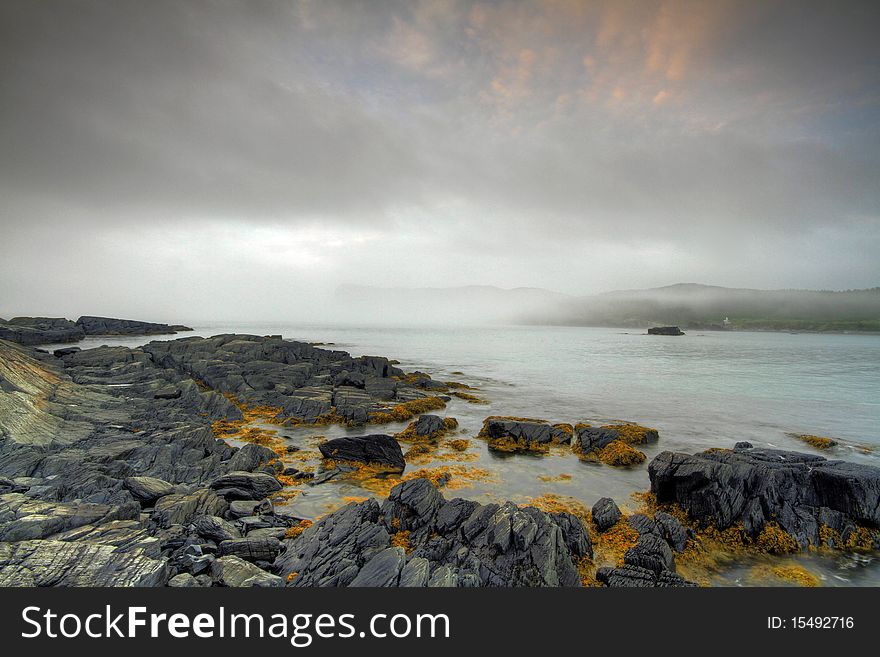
[1,0,878,319]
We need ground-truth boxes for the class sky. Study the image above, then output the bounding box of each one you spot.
[1,0,879,322]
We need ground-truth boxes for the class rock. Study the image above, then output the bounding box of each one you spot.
[381,478,444,532]
[53,347,81,358]
[0,317,84,345]
[124,476,175,505]
[647,326,685,336]
[226,444,279,473]
[318,435,405,471]
[649,448,880,548]
[598,563,696,588]
[153,386,182,400]
[192,515,240,542]
[623,533,674,575]
[151,489,228,528]
[398,556,430,587]
[168,573,199,587]
[209,471,282,500]
[276,481,588,588]
[349,547,406,587]
[75,316,183,336]
[574,427,621,453]
[0,540,168,586]
[654,512,689,552]
[210,555,283,587]
[734,441,753,449]
[228,500,261,518]
[478,417,555,452]
[0,493,138,541]
[591,497,622,532]
[219,537,282,562]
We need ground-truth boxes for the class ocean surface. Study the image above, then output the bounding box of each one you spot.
[41,324,880,586]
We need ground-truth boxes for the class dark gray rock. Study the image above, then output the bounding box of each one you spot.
[219,537,282,562]
[210,555,283,587]
[734,441,753,449]
[318,435,405,471]
[649,448,880,547]
[348,547,406,587]
[124,476,175,505]
[654,512,689,552]
[0,317,84,345]
[192,515,240,542]
[0,540,168,586]
[209,471,282,500]
[647,326,685,336]
[151,489,228,528]
[591,497,622,532]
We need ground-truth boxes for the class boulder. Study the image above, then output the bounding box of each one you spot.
[219,537,282,562]
[209,471,282,500]
[649,448,880,548]
[318,435,405,471]
[124,476,175,505]
[210,555,283,587]
[591,497,622,532]
[647,326,684,336]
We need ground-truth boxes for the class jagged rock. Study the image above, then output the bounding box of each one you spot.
[53,347,81,358]
[210,555,283,587]
[168,573,199,587]
[349,547,406,587]
[734,441,753,449]
[479,417,556,452]
[124,476,175,505]
[591,497,622,532]
[151,489,227,528]
[47,520,161,557]
[276,480,588,587]
[227,444,279,473]
[192,515,240,542]
[399,556,430,587]
[318,435,405,471]
[219,537,282,562]
[654,512,689,552]
[0,540,168,586]
[0,493,138,541]
[649,448,880,547]
[575,427,621,453]
[597,563,696,588]
[209,471,282,500]
[381,478,444,532]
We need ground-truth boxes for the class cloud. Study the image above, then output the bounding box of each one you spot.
[0,0,878,320]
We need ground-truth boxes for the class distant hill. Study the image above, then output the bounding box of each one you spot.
[335,283,880,331]
[528,284,880,332]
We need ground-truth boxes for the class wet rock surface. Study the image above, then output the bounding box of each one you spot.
[650,448,880,548]
[276,478,591,587]
[2,332,878,587]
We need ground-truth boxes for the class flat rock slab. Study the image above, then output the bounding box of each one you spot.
[0,540,168,586]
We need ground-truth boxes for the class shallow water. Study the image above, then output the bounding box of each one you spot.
[39,323,880,585]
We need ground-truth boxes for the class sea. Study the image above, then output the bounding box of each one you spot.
[39,323,880,586]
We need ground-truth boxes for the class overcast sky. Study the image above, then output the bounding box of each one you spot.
[1,0,878,322]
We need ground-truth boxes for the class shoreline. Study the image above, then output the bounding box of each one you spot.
[0,332,878,587]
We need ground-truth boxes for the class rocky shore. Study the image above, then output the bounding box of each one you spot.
[0,332,878,587]
[0,315,192,346]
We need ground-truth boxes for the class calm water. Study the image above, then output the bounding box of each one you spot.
[41,324,880,585]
